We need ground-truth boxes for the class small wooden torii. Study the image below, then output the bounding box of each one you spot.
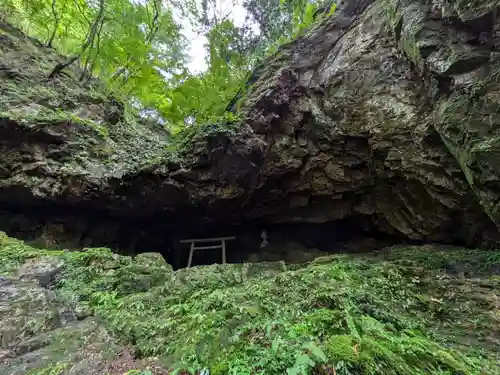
[180,236,236,268]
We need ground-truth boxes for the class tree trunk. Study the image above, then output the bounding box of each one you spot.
[46,0,59,48]
[48,0,106,78]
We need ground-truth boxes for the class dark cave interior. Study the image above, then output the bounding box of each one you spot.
[172,218,414,269]
[0,204,419,270]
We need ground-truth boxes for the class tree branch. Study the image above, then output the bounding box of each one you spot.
[81,13,105,81]
[48,0,106,78]
[46,0,59,47]
[145,0,161,44]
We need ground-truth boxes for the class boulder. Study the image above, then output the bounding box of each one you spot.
[16,256,64,287]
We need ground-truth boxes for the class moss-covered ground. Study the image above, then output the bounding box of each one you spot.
[1,232,499,375]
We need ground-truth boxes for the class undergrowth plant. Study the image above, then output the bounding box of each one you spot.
[123,370,153,375]
[1,233,499,375]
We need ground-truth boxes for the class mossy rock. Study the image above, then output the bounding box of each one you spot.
[324,335,360,363]
[1,237,500,374]
[134,252,171,269]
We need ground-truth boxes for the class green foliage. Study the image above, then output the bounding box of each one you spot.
[1,0,337,147]
[123,370,153,375]
[264,0,336,55]
[0,231,64,274]
[378,245,500,274]
[7,240,491,374]
[26,362,70,375]
[4,235,496,375]
[1,0,187,122]
[242,0,337,56]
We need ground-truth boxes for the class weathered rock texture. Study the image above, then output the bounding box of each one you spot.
[1,0,500,251]
[0,257,168,374]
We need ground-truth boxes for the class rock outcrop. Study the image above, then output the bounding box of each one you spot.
[1,0,500,251]
[0,256,169,374]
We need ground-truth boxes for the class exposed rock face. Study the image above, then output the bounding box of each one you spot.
[1,262,123,374]
[230,0,500,246]
[1,0,500,250]
[0,254,176,374]
[0,21,170,211]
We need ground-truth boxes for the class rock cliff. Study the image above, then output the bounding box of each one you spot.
[1,0,500,253]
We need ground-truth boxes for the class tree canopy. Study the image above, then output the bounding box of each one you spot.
[0,0,337,134]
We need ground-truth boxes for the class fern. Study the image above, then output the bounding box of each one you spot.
[1,233,499,375]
